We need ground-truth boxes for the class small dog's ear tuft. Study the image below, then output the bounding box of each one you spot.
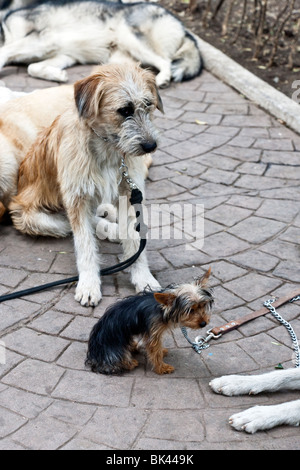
[154,292,176,306]
[195,267,211,287]
[74,74,103,119]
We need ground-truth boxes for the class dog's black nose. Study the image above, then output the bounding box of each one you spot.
[199,321,206,328]
[141,141,157,153]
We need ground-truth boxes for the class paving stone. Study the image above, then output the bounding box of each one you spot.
[228,216,286,244]
[56,341,87,370]
[0,267,27,288]
[78,407,149,449]
[201,168,239,185]
[29,309,73,335]
[131,378,204,409]
[2,359,64,395]
[255,199,299,223]
[143,410,205,442]
[0,387,52,419]
[11,415,78,450]
[52,369,134,406]
[201,232,250,257]
[236,333,293,368]
[0,407,27,438]
[205,204,252,227]
[230,249,279,272]
[0,299,40,332]
[201,342,258,376]
[253,138,294,151]
[0,244,56,272]
[262,150,300,165]
[3,327,70,362]
[223,272,282,303]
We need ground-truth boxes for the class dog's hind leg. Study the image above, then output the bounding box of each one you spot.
[9,202,71,238]
[27,55,76,83]
[116,29,172,88]
[0,36,49,69]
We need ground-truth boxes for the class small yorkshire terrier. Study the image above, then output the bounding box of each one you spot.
[86,268,213,375]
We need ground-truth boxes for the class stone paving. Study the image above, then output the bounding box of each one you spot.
[0,63,300,450]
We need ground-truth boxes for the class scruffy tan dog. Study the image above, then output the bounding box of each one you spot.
[9,64,163,307]
[0,73,152,221]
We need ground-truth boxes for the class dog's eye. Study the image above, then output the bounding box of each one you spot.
[118,105,134,118]
[144,100,152,108]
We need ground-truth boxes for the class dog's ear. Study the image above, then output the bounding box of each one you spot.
[74,74,104,119]
[195,267,211,287]
[154,85,164,114]
[144,70,164,114]
[154,292,176,306]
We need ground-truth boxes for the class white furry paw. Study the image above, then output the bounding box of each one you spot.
[28,63,68,83]
[156,71,171,88]
[75,273,102,307]
[210,375,261,396]
[95,217,119,242]
[229,406,277,433]
[96,203,118,223]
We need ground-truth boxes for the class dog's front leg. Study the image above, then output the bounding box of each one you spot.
[120,203,160,292]
[67,200,102,307]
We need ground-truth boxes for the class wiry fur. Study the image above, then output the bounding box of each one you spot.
[0,79,152,221]
[86,268,213,375]
[0,84,74,220]
[0,0,203,87]
[210,369,300,433]
[8,63,162,306]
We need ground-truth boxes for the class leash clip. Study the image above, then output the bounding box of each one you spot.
[193,328,222,353]
[181,327,222,354]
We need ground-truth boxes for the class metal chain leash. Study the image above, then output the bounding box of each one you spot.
[264,295,300,368]
[118,156,139,190]
[181,295,300,364]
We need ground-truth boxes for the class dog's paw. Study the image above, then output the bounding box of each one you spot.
[75,274,102,307]
[210,375,260,396]
[155,363,175,374]
[96,203,118,223]
[28,63,68,83]
[95,217,119,242]
[156,74,171,89]
[133,272,161,293]
[229,406,277,433]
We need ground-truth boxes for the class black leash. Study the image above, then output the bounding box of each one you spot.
[0,188,146,303]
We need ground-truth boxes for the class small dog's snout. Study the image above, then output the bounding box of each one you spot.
[141,141,157,153]
[200,321,207,328]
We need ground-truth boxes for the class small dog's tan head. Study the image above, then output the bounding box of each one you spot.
[74,63,163,156]
[154,268,213,329]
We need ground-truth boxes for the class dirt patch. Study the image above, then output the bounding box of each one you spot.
[160,0,299,100]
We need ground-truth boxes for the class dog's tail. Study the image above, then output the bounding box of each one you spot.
[171,31,203,82]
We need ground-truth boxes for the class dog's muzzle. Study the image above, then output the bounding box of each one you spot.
[141,141,157,153]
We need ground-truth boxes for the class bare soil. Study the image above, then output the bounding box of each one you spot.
[160,0,299,100]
